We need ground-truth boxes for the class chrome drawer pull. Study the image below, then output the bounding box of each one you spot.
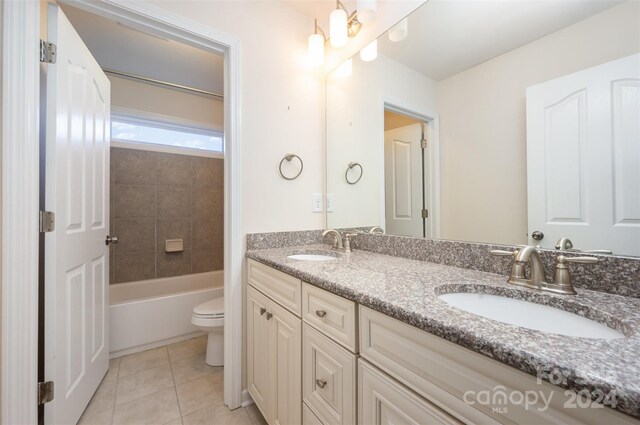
[259,307,266,316]
[316,379,327,389]
[315,310,327,318]
[266,312,273,320]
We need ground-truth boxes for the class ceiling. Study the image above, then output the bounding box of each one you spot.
[377,0,623,81]
[60,4,224,94]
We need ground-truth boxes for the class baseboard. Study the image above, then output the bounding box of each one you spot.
[109,330,205,358]
[241,389,254,407]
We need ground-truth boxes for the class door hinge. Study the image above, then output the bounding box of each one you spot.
[421,138,427,149]
[422,208,429,219]
[39,210,55,232]
[40,40,57,64]
[38,381,55,405]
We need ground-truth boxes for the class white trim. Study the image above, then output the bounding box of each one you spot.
[63,0,245,410]
[1,1,40,424]
[111,139,225,159]
[112,106,224,133]
[241,389,255,408]
[109,331,205,359]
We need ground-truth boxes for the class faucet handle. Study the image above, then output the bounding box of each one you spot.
[549,255,598,295]
[344,233,358,253]
[562,256,599,264]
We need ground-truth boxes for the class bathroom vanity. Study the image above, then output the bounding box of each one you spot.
[245,245,640,425]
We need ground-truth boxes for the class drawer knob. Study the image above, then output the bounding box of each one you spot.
[315,310,327,318]
[265,312,273,320]
[259,307,266,316]
[316,379,327,389]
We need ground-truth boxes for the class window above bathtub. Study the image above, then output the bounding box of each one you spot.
[111,110,224,158]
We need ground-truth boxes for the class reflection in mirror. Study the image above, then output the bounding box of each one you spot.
[326,0,640,256]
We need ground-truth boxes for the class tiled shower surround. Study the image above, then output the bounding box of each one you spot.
[110,147,223,284]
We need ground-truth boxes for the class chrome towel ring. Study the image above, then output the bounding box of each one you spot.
[345,162,363,185]
[279,153,304,180]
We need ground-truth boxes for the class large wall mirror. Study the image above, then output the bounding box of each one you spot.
[326,0,640,257]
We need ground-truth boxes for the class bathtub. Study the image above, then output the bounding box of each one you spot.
[109,270,223,358]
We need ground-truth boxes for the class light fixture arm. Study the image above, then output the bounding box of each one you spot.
[314,18,328,42]
[335,0,362,38]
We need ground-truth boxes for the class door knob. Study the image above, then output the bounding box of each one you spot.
[316,379,327,389]
[531,231,544,241]
[105,235,119,245]
[265,312,273,320]
[260,308,266,316]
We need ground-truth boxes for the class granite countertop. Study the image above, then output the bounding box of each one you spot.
[246,244,640,418]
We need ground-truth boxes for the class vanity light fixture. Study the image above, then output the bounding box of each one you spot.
[388,17,408,42]
[360,39,377,62]
[308,19,327,67]
[308,0,366,66]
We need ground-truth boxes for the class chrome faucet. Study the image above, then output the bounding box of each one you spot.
[322,229,343,250]
[491,245,598,295]
[555,237,574,250]
[368,226,384,234]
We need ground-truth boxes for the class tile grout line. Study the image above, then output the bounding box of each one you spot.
[167,348,184,421]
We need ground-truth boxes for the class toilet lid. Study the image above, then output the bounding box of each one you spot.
[193,297,224,317]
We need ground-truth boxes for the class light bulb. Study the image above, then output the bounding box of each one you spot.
[335,58,352,78]
[388,17,408,42]
[356,0,377,24]
[308,33,325,67]
[360,40,377,62]
[330,8,348,48]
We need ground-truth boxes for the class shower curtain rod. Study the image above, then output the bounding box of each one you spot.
[102,68,224,100]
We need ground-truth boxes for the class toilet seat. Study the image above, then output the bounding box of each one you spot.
[192,297,224,319]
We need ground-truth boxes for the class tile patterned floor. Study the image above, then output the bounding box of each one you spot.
[79,335,268,425]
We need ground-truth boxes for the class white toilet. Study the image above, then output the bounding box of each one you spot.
[191,297,224,366]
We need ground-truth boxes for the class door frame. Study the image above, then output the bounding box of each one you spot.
[1,1,244,422]
[381,99,441,239]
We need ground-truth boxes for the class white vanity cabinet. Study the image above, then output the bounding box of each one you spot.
[247,260,302,425]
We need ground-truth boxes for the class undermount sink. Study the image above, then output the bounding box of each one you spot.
[287,254,338,261]
[438,292,625,340]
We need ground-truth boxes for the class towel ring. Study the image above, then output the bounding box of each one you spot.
[345,162,363,185]
[279,153,304,180]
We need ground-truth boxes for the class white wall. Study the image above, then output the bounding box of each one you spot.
[146,0,325,235]
[437,1,640,245]
[109,75,224,128]
[326,53,437,228]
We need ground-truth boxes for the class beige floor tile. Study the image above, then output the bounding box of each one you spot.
[78,407,114,425]
[94,365,118,401]
[165,418,183,425]
[110,356,121,370]
[182,404,253,425]
[168,335,207,363]
[119,347,169,378]
[83,390,116,418]
[176,371,224,416]
[115,364,174,405]
[171,353,218,385]
[113,388,181,425]
[245,403,268,425]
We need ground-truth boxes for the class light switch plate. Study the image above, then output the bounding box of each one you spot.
[312,193,323,213]
[326,193,334,212]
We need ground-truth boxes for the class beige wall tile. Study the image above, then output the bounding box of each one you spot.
[112,148,156,185]
[113,218,155,254]
[113,184,155,219]
[157,153,193,187]
[157,186,192,219]
[157,250,192,278]
[192,251,222,273]
[112,387,180,425]
[192,157,223,188]
[114,251,155,283]
[157,219,192,252]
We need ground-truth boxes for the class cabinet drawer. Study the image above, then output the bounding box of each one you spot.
[359,360,462,425]
[303,283,357,352]
[303,323,356,425]
[303,402,324,425]
[248,259,302,316]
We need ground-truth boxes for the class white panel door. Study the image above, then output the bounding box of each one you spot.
[526,54,640,256]
[384,123,424,237]
[44,4,110,424]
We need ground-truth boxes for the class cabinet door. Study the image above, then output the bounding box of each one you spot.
[270,302,302,425]
[247,286,272,422]
[303,324,357,425]
[359,360,462,425]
